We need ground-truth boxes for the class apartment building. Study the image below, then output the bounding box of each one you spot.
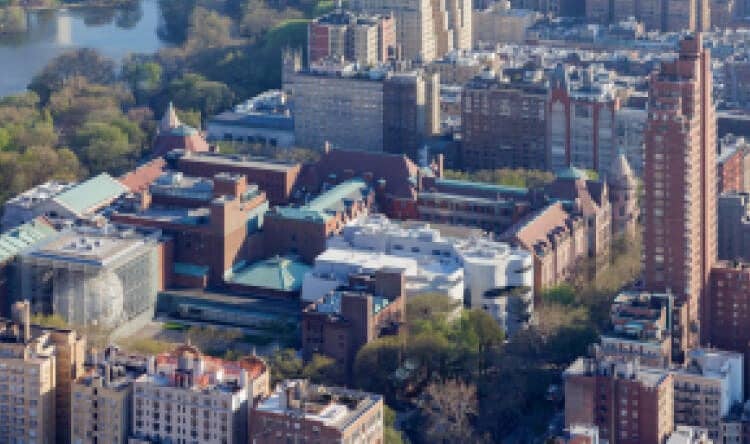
[718,135,750,194]
[548,65,619,175]
[350,0,470,62]
[130,345,269,444]
[563,357,674,444]
[718,192,750,262]
[0,301,85,444]
[598,292,675,368]
[302,269,405,376]
[383,71,440,159]
[585,0,709,31]
[286,62,386,153]
[308,10,395,64]
[671,348,744,441]
[71,346,149,444]
[461,68,549,170]
[250,379,384,443]
[642,35,717,361]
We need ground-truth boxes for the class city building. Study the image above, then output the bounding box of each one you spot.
[167,150,302,205]
[473,2,539,45]
[461,68,549,170]
[720,400,750,444]
[707,262,750,387]
[585,0,709,31]
[717,192,750,262]
[308,10,396,64]
[718,134,750,194]
[264,178,374,263]
[285,60,386,152]
[224,255,311,299]
[548,65,619,175]
[642,35,717,361]
[153,103,210,157]
[0,301,85,444]
[302,268,405,375]
[555,424,600,444]
[119,158,167,194]
[545,168,612,265]
[671,348,744,441]
[315,214,535,332]
[1,173,128,230]
[295,148,422,220]
[614,103,647,177]
[563,356,674,444]
[71,346,149,444]
[383,71,440,159]
[606,153,640,238]
[502,201,587,293]
[19,226,162,328]
[111,172,269,287]
[666,426,713,444]
[205,90,295,148]
[250,379,384,443]
[598,291,675,368]
[130,345,270,444]
[350,0,471,62]
[0,218,57,316]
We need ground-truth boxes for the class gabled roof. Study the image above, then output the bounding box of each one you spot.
[53,173,128,216]
[503,202,572,251]
[0,218,57,263]
[119,158,167,193]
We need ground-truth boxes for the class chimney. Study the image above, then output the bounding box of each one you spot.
[11,301,31,343]
[104,363,111,386]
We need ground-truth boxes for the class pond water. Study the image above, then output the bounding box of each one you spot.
[0,0,168,96]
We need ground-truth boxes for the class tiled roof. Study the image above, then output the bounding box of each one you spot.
[503,202,572,250]
[153,130,210,157]
[226,256,311,292]
[119,158,167,193]
[53,173,128,216]
[0,218,57,263]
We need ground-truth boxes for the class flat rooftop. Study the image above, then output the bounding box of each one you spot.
[177,152,299,173]
[25,229,150,267]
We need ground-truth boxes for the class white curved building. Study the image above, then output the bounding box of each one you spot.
[307,214,534,335]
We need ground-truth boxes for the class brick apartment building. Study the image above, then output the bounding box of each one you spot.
[718,135,750,194]
[461,68,549,170]
[308,10,396,65]
[564,356,674,444]
[302,268,405,377]
[383,71,440,159]
[642,35,717,361]
[250,380,384,443]
[548,65,619,175]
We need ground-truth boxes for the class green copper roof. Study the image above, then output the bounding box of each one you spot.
[169,125,199,137]
[225,256,311,292]
[435,178,528,195]
[174,262,210,277]
[54,173,128,216]
[273,178,369,222]
[0,219,57,263]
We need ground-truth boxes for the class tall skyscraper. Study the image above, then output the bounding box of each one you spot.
[643,34,717,362]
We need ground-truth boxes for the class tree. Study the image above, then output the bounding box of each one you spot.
[353,336,404,398]
[187,6,233,50]
[268,348,303,384]
[301,354,344,385]
[121,56,163,104]
[421,380,482,443]
[72,121,138,175]
[158,0,198,43]
[161,73,234,119]
[29,49,116,103]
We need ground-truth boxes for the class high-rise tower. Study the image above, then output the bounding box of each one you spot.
[643,34,717,362]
